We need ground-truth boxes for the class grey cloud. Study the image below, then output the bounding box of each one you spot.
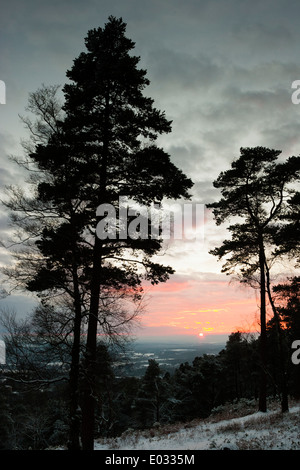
[0,132,22,184]
[0,166,14,188]
[231,22,294,56]
[0,293,37,319]
[148,48,223,92]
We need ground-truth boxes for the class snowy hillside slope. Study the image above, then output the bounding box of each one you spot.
[94,401,300,451]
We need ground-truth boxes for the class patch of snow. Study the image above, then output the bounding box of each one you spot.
[94,405,300,451]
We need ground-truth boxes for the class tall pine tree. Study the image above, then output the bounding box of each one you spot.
[208,147,300,412]
[10,17,193,449]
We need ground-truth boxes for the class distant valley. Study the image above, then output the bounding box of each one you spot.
[113,337,227,377]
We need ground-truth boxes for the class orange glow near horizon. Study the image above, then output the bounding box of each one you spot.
[137,277,263,339]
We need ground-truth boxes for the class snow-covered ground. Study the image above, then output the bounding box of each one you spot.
[94,402,300,451]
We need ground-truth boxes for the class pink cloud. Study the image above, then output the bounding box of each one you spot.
[139,276,261,337]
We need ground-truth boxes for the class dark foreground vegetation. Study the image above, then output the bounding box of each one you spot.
[1,301,299,450]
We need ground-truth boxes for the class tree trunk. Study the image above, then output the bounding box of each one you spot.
[258,240,267,412]
[81,93,109,451]
[81,235,103,451]
[68,296,82,450]
[265,263,289,412]
[68,260,83,450]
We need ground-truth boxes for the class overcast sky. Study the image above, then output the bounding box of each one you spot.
[1,0,300,340]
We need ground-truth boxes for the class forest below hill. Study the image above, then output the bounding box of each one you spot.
[1,314,299,450]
